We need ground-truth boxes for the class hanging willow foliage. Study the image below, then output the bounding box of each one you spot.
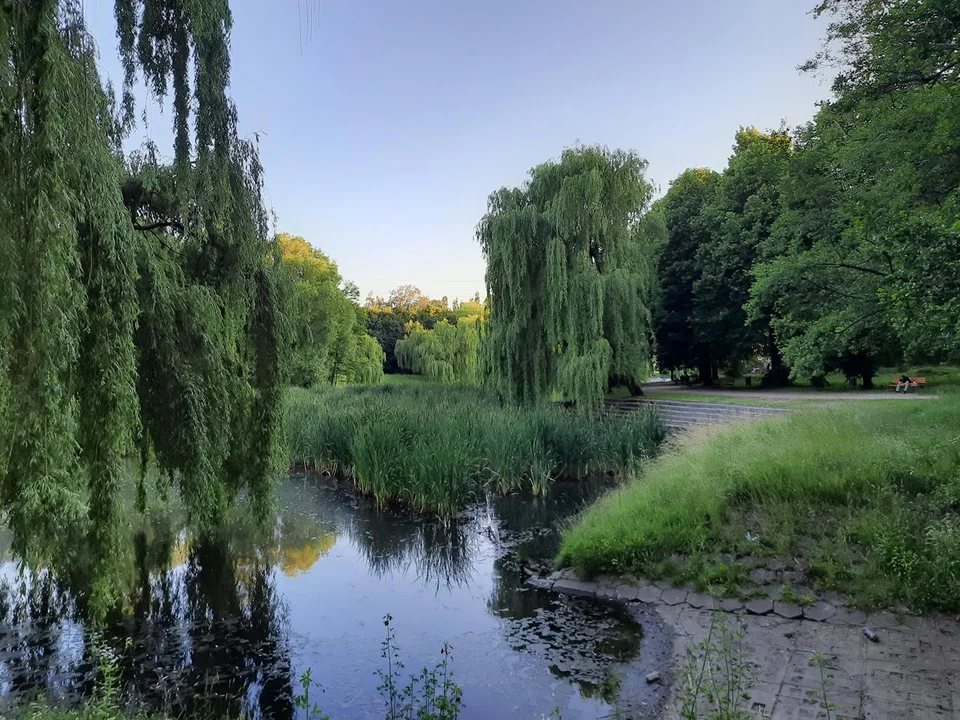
[395,319,481,383]
[0,0,283,612]
[477,146,655,408]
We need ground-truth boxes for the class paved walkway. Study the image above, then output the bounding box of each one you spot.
[604,397,787,431]
[646,385,937,402]
[530,573,960,718]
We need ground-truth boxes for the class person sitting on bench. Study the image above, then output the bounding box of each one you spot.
[895,374,912,393]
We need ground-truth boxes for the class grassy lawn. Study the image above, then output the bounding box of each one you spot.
[557,398,960,612]
[732,364,960,391]
[638,391,792,408]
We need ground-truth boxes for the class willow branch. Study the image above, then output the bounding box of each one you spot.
[133,220,184,233]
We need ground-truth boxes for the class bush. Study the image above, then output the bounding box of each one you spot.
[284,384,665,515]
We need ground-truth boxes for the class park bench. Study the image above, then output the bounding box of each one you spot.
[889,376,926,391]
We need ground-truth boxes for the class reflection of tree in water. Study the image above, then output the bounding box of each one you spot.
[486,555,642,706]
[0,571,81,707]
[0,511,296,719]
[483,479,642,707]
[291,479,477,592]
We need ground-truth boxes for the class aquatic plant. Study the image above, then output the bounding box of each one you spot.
[284,384,664,515]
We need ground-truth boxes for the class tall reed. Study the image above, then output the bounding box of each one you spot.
[284,384,665,515]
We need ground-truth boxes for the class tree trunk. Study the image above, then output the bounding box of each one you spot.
[698,353,714,387]
[762,327,791,387]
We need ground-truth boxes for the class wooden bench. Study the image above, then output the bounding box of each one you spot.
[889,376,926,391]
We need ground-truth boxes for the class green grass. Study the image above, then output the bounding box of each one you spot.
[557,398,960,612]
[639,391,791,408]
[11,710,160,720]
[733,364,960,391]
[382,373,432,386]
[285,384,665,516]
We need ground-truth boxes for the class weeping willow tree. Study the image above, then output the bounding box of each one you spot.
[477,146,655,407]
[395,318,481,383]
[0,0,284,612]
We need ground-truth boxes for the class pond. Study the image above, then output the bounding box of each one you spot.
[0,477,670,719]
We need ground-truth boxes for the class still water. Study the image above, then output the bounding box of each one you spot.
[0,477,663,719]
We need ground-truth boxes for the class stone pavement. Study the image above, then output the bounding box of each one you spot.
[530,573,960,718]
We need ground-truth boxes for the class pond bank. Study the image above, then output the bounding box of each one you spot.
[533,572,960,718]
[559,399,960,613]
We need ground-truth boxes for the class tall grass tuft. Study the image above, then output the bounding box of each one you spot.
[284,384,665,516]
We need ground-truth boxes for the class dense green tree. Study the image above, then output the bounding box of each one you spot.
[655,130,790,385]
[364,307,408,374]
[654,169,720,380]
[804,0,960,98]
[748,112,900,387]
[0,0,283,610]
[277,233,383,386]
[450,294,485,323]
[750,0,960,381]
[698,127,793,384]
[396,319,481,383]
[363,286,476,373]
[477,146,655,407]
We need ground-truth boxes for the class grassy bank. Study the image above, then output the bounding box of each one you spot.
[558,399,960,611]
[285,384,665,515]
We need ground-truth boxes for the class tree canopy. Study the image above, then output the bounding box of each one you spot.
[363,286,479,373]
[277,233,384,387]
[0,0,284,611]
[652,0,960,387]
[395,319,481,383]
[477,146,656,406]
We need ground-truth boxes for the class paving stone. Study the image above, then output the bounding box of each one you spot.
[827,607,868,626]
[656,590,960,720]
[526,577,554,591]
[745,598,774,615]
[749,568,777,585]
[868,610,900,630]
[654,578,674,590]
[719,598,744,612]
[802,602,837,622]
[773,602,803,620]
[685,592,715,609]
[660,588,688,606]
[596,585,618,600]
[615,584,639,601]
[635,586,662,603]
[552,578,598,598]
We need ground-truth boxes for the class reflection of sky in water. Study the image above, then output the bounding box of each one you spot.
[0,477,642,719]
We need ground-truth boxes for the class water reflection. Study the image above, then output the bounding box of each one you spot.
[0,477,645,719]
[290,479,476,591]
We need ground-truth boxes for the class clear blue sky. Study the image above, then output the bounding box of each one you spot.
[84,1,829,302]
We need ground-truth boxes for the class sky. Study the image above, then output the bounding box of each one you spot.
[83,0,831,303]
